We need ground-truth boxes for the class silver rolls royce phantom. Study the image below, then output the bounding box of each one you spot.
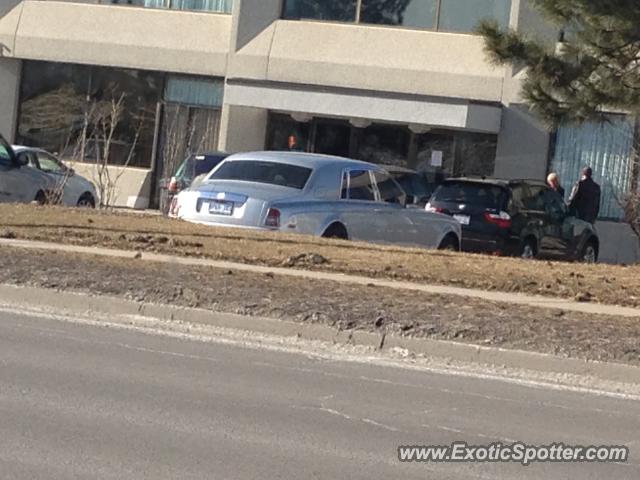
[169,151,461,250]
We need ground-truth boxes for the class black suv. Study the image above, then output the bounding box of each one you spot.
[159,152,228,214]
[427,178,599,262]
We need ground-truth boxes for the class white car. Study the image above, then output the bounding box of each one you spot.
[170,151,462,250]
[0,136,51,204]
[12,146,97,207]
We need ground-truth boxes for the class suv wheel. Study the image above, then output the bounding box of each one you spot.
[520,238,537,260]
[438,234,459,251]
[34,191,47,205]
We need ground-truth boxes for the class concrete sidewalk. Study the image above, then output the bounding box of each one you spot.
[2,237,640,318]
[1,283,640,397]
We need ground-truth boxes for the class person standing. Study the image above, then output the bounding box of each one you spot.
[569,167,601,224]
[546,172,565,198]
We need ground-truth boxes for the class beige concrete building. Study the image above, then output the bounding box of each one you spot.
[0,0,638,262]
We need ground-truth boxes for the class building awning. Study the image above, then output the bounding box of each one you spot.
[225,80,502,134]
[0,0,230,76]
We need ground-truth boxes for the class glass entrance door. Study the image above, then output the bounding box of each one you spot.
[313,121,352,157]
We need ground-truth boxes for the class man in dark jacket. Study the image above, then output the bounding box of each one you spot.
[547,172,565,199]
[569,167,601,224]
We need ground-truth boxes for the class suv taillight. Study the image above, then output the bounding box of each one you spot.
[425,202,445,214]
[484,211,512,229]
[265,208,281,228]
[168,177,180,193]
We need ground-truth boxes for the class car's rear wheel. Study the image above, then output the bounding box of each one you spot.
[519,238,537,260]
[438,234,459,251]
[322,223,348,240]
[34,190,47,205]
[77,193,96,208]
[580,240,598,264]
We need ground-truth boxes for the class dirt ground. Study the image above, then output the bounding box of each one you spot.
[1,247,639,366]
[1,204,640,307]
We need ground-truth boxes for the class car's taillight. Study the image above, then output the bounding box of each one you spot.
[168,178,180,193]
[484,211,512,229]
[265,208,281,228]
[169,197,180,216]
[425,202,445,214]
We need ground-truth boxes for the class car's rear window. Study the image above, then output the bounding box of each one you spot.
[210,160,312,189]
[433,182,507,210]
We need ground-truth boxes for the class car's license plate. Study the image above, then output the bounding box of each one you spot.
[209,201,233,216]
[453,214,470,225]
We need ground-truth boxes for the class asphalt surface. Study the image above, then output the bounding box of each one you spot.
[1,310,639,479]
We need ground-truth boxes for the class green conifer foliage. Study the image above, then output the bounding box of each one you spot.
[477,0,640,126]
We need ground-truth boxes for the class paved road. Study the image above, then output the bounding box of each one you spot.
[1,311,638,479]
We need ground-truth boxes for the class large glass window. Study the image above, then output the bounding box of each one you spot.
[283,0,358,21]
[315,121,352,157]
[265,114,311,152]
[360,0,437,29]
[282,0,511,32]
[438,0,511,33]
[109,0,233,13]
[18,61,162,169]
[551,115,636,220]
[355,124,410,166]
[265,113,497,181]
[165,76,224,108]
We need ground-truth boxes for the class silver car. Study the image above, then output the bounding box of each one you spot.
[170,152,461,250]
[13,146,97,207]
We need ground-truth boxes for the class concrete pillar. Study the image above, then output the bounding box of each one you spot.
[0,57,21,142]
[218,104,268,153]
[0,0,20,18]
[493,105,551,180]
[230,0,281,51]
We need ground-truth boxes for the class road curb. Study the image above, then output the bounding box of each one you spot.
[1,283,639,388]
[1,238,640,318]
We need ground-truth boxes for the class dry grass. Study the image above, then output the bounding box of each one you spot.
[1,204,639,307]
[3,247,639,365]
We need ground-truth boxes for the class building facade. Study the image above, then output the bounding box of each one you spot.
[0,0,638,262]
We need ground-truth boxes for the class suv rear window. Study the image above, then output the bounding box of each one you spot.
[210,160,312,189]
[433,181,508,210]
[176,154,227,179]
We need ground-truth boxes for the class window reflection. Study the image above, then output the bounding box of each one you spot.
[283,0,357,21]
[282,0,511,32]
[360,0,437,29]
[18,61,162,168]
[355,124,409,167]
[265,113,497,181]
[109,0,233,13]
[438,0,511,33]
